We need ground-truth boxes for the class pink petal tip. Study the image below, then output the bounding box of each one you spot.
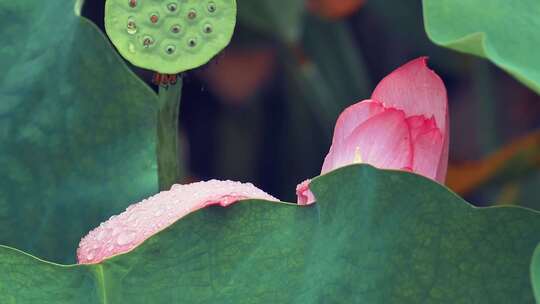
[296,179,316,205]
[371,57,447,132]
[318,57,449,183]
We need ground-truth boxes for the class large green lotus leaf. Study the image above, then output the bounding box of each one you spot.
[2,165,540,302]
[531,243,540,303]
[0,1,159,263]
[423,0,540,94]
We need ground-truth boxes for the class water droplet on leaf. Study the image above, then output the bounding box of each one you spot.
[95,229,106,241]
[112,227,123,236]
[127,18,137,34]
[86,251,95,260]
[117,232,136,246]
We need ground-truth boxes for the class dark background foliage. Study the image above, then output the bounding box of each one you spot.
[83,0,539,203]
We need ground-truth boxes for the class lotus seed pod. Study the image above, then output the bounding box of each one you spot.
[105,0,237,74]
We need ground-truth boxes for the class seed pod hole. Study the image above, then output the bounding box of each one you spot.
[165,45,176,55]
[187,38,197,48]
[187,9,197,20]
[203,24,213,34]
[166,3,178,12]
[170,24,181,34]
[150,13,159,24]
[105,0,237,73]
[207,2,217,13]
[142,36,154,48]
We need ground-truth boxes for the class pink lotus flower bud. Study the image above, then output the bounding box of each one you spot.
[297,57,449,205]
[77,180,277,264]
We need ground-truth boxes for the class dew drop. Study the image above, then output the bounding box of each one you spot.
[127,213,138,224]
[86,251,95,261]
[113,227,125,236]
[128,0,137,8]
[127,17,137,34]
[117,232,136,246]
[95,229,106,241]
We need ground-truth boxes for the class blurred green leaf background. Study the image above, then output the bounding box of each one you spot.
[172,0,539,204]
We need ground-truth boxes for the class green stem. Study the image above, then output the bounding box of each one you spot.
[157,77,183,191]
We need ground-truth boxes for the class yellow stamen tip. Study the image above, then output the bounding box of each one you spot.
[354,146,363,164]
